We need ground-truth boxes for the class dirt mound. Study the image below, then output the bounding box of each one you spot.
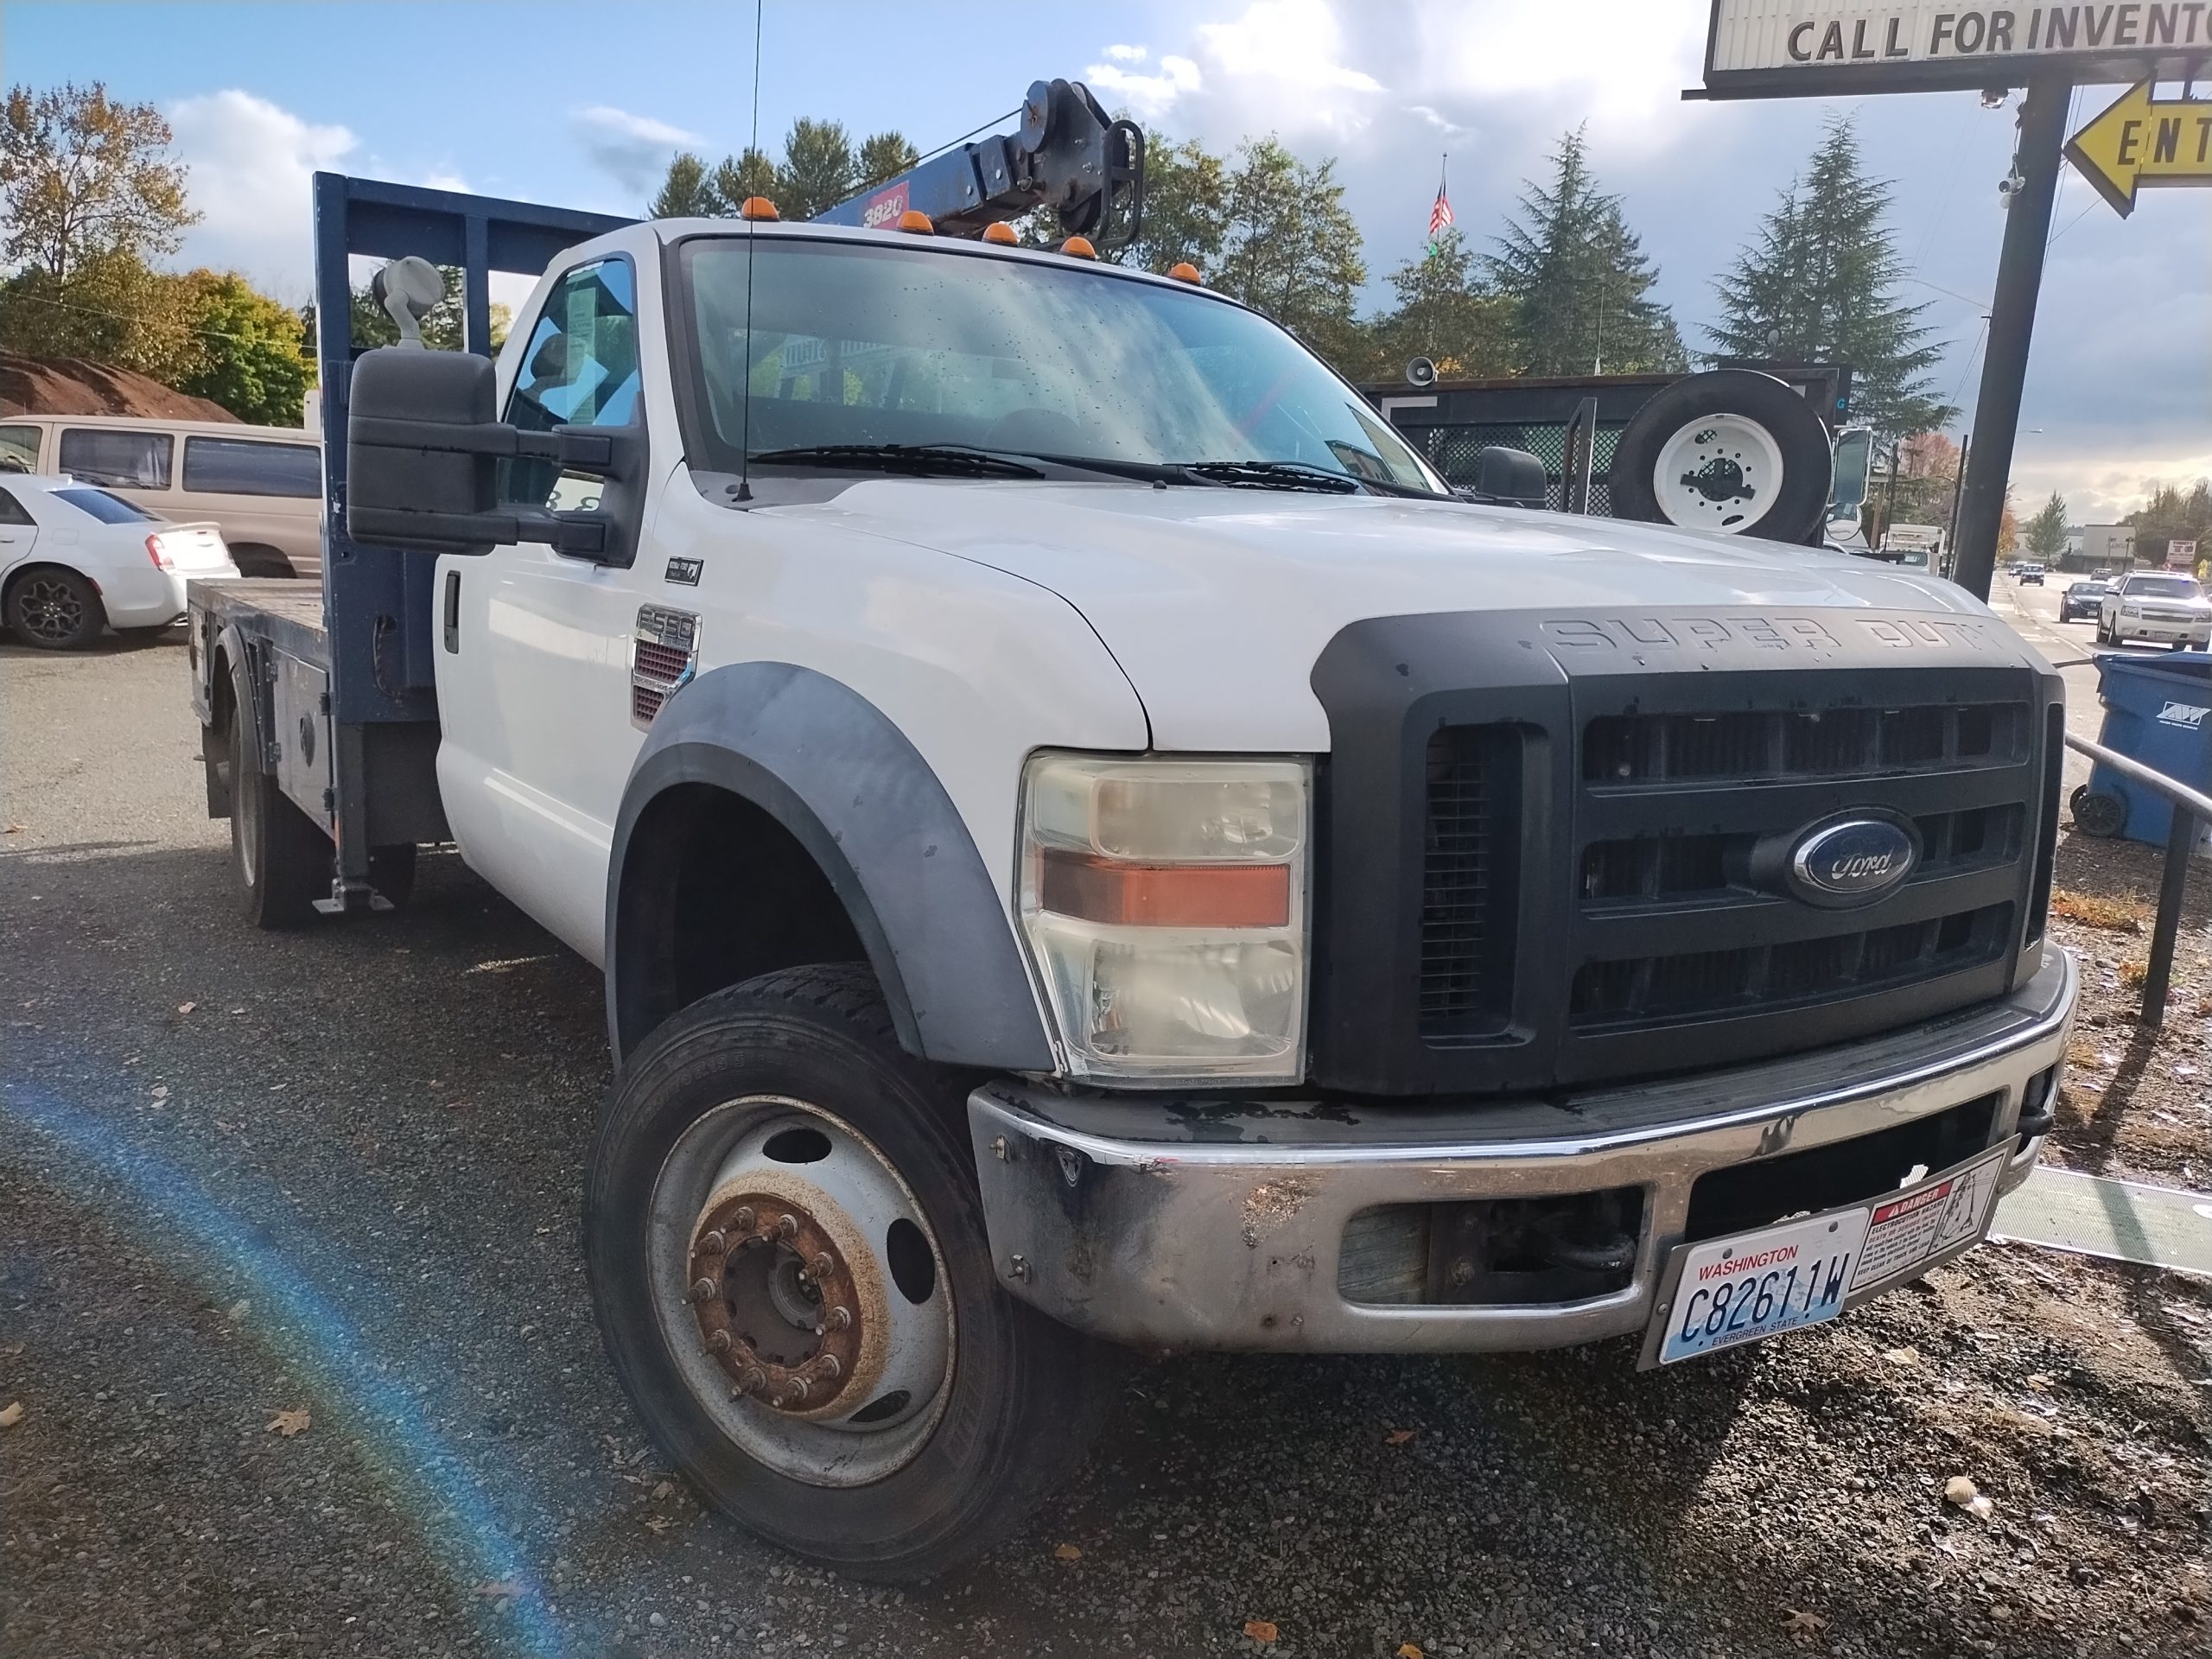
[0,353,238,422]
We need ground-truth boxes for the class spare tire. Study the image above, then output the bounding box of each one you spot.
[1609,369,1834,544]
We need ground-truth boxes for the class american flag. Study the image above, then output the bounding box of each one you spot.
[1427,168,1453,253]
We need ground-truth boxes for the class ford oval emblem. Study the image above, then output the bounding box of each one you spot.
[1789,817,1917,907]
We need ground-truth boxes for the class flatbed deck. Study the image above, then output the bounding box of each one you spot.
[189,577,327,663]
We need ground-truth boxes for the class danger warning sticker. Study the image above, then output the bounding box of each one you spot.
[1849,1145,2008,1293]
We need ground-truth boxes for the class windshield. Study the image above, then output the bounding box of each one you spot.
[677,236,1444,493]
[2125,575,2202,599]
[53,486,159,524]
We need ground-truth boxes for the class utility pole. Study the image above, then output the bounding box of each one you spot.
[1950,79,2069,601]
[1946,430,1972,563]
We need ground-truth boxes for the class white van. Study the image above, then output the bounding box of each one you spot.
[0,415,321,580]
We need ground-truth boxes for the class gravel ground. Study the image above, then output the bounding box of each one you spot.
[3,628,2209,1659]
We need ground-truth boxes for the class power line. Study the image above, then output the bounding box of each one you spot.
[0,287,294,347]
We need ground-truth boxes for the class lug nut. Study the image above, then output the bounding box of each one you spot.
[700,1229,728,1255]
[733,1205,756,1231]
[706,1329,732,1354]
[737,1366,766,1395]
[689,1276,718,1302]
[813,1353,842,1381]
[824,1306,852,1331]
[776,1213,799,1240]
[810,1252,834,1279]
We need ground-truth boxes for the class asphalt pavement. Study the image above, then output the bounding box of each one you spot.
[4,625,2209,1659]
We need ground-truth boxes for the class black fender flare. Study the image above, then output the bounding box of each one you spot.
[606,661,1055,1071]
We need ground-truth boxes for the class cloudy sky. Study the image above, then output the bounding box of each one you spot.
[6,0,2205,520]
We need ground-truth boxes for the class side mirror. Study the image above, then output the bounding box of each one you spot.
[1464,444,1548,508]
[345,347,642,563]
[1828,426,1874,518]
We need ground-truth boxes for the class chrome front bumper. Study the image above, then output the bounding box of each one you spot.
[968,950,2075,1353]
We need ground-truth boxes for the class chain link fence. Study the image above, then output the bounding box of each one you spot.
[1415,422,1629,517]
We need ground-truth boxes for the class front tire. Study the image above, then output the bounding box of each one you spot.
[587,963,1109,1581]
[6,567,104,649]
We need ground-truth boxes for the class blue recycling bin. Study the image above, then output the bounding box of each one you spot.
[2074,650,2212,845]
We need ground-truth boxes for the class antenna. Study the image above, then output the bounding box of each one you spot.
[734,0,765,504]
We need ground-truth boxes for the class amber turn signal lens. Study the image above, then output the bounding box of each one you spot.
[897,209,935,234]
[1039,849,1290,928]
[981,221,1020,245]
[740,196,779,220]
[1167,262,1202,283]
[1059,235,1098,260]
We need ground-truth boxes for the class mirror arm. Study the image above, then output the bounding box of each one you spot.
[346,505,613,562]
[346,416,639,480]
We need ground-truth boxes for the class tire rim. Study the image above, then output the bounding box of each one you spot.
[230,726,259,887]
[1651,413,1787,533]
[16,576,85,643]
[649,1096,955,1488]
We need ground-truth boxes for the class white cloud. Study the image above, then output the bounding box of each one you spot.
[572,105,705,197]
[1085,53,1204,121]
[1194,0,1383,96]
[1104,42,1147,63]
[166,90,356,294]
[1408,105,1473,141]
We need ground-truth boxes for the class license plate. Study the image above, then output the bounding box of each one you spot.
[1648,1145,2010,1366]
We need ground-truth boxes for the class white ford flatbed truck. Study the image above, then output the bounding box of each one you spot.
[188,172,2076,1580]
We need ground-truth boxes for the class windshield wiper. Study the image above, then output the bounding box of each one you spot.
[1182,459,1361,494]
[749,443,1046,479]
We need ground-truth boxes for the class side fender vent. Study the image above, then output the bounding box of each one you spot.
[631,604,699,728]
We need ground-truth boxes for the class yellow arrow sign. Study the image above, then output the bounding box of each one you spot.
[2065,81,2212,219]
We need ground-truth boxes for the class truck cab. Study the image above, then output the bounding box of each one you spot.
[192,161,2076,1582]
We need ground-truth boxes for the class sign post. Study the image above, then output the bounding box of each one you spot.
[1953,79,2069,603]
[1695,3,2205,601]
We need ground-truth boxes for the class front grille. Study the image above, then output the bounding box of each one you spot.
[1582,702,2024,786]
[1568,903,2013,1029]
[1417,724,1520,1041]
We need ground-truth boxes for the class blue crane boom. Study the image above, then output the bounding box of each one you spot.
[811,79,1142,247]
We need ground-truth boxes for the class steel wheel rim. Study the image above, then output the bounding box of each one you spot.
[17,576,85,642]
[1652,413,1786,534]
[233,741,260,886]
[649,1095,955,1488]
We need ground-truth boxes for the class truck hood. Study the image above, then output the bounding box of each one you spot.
[808,480,2006,751]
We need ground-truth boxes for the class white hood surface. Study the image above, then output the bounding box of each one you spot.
[806,480,2006,751]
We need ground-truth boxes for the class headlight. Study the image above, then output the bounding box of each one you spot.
[2122,600,2144,614]
[1017,753,1309,1085]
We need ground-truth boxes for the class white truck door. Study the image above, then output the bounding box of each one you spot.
[434,252,652,963]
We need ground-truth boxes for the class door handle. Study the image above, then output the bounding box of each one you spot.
[442,569,461,653]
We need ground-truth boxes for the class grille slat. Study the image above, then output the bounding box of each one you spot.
[1417,725,1522,1042]
[1583,701,2022,787]
[1569,904,2013,1030]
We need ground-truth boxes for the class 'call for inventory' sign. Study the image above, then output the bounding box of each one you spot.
[1700,2,2212,98]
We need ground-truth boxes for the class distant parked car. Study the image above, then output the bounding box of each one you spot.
[0,414,321,580]
[1,473,239,649]
[2060,579,2111,621]
[2018,563,2046,585]
[2099,570,2212,649]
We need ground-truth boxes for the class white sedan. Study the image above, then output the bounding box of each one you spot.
[0,472,240,650]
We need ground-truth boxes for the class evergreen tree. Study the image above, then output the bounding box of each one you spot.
[856,131,919,191]
[1487,129,1683,377]
[648,121,916,220]
[650,153,717,218]
[2024,492,2069,560]
[1365,228,1516,380]
[1707,115,1948,439]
